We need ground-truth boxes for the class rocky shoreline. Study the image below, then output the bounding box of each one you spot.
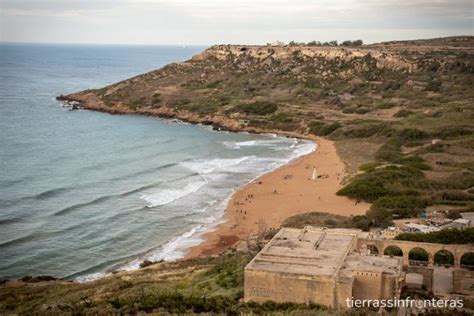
[56,94,311,139]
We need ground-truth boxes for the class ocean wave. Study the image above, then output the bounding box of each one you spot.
[141,180,207,207]
[53,195,114,217]
[73,138,316,282]
[108,162,178,182]
[115,224,208,272]
[180,156,253,174]
[291,141,317,158]
[222,138,292,149]
[33,187,72,200]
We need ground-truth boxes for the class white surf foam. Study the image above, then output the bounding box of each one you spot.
[222,138,293,149]
[141,180,207,207]
[180,156,253,174]
[75,137,317,282]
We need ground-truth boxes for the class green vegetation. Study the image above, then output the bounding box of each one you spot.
[371,196,427,218]
[395,228,474,244]
[384,246,403,257]
[235,101,278,115]
[393,109,414,117]
[309,121,341,136]
[283,212,375,232]
[409,248,429,261]
[0,250,378,315]
[65,37,474,229]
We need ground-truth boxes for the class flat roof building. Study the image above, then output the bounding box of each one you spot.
[244,226,404,308]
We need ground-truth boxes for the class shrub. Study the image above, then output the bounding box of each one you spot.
[393,155,431,170]
[434,126,473,139]
[394,109,414,117]
[309,121,341,136]
[395,228,474,244]
[337,165,424,202]
[343,122,393,138]
[376,102,396,109]
[372,195,427,218]
[236,101,278,115]
[375,139,403,162]
[337,179,389,202]
[366,206,393,228]
[351,215,370,231]
[355,107,371,114]
[397,128,429,142]
[359,162,382,172]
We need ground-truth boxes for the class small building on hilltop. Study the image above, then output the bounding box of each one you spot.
[244,226,404,308]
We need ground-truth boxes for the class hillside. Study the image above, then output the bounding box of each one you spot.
[59,37,474,221]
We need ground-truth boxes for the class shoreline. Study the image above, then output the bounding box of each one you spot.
[185,136,370,258]
[53,99,370,279]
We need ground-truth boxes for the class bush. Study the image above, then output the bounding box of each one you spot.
[367,206,393,228]
[376,101,396,109]
[397,128,429,142]
[337,179,389,202]
[394,109,414,117]
[375,139,403,162]
[337,165,424,202]
[236,101,278,115]
[309,121,341,136]
[396,228,474,244]
[434,126,473,139]
[351,215,370,231]
[343,122,393,138]
[372,195,427,218]
[359,162,382,172]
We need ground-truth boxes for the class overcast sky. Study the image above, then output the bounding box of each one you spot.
[1,0,473,45]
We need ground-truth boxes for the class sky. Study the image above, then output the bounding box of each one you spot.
[1,0,473,45]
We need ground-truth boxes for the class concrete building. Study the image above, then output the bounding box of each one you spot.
[244,227,404,308]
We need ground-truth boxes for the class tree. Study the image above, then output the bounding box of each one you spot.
[367,206,393,228]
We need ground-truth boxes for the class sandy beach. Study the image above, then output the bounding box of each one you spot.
[186,136,370,258]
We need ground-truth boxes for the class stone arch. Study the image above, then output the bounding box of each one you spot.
[434,249,454,266]
[384,245,403,257]
[408,247,429,266]
[460,252,474,270]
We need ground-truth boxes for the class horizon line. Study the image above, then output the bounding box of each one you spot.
[1,35,473,47]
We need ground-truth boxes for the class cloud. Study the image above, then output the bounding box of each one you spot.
[1,0,472,44]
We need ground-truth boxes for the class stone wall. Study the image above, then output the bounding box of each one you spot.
[404,266,433,291]
[453,269,474,295]
[244,270,339,307]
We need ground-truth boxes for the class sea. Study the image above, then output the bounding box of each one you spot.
[0,43,315,281]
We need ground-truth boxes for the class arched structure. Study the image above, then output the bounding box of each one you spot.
[434,250,455,266]
[409,247,429,266]
[384,245,403,257]
[357,237,473,269]
[460,252,474,270]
